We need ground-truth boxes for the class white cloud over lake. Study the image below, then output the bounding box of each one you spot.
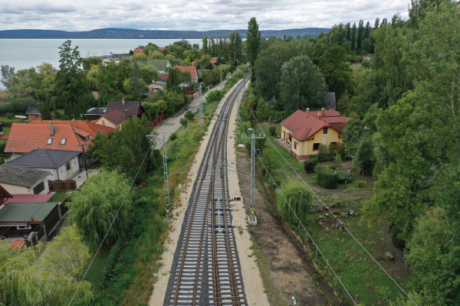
[0,0,410,31]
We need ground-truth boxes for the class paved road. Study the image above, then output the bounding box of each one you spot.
[153,81,227,149]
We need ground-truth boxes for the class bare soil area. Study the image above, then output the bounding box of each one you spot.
[235,149,342,306]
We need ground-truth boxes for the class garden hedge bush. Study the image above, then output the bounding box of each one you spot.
[269,126,276,136]
[337,171,353,183]
[304,157,318,173]
[317,171,338,189]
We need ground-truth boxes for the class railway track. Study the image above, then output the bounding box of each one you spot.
[164,76,249,306]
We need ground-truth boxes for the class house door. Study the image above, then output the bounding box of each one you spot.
[283,131,285,139]
[289,134,292,143]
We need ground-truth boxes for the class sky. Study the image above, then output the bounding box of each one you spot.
[0,0,411,32]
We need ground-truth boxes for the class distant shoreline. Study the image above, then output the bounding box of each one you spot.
[0,27,330,39]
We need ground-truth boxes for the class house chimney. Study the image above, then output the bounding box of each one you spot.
[321,108,325,117]
[122,98,125,105]
[306,108,310,114]
[318,112,321,119]
[151,87,153,95]
[49,121,55,136]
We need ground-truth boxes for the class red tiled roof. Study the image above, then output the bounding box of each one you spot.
[5,121,115,154]
[159,47,165,51]
[175,66,197,79]
[0,133,9,140]
[161,75,168,81]
[210,60,217,64]
[6,194,53,204]
[281,110,348,141]
[103,109,126,126]
[134,48,144,54]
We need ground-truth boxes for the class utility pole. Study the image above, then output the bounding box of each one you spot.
[217,68,222,94]
[242,128,265,225]
[147,132,172,221]
[199,99,204,133]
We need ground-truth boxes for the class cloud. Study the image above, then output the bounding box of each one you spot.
[0,0,412,31]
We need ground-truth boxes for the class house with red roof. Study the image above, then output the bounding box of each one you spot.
[134,48,144,55]
[4,121,115,160]
[95,109,127,130]
[277,108,348,161]
[161,75,168,81]
[175,66,198,84]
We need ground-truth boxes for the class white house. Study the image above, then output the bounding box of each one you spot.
[6,149,80,181]
[0,164,50,195]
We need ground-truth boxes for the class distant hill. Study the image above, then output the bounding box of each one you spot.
[0,28,330,39]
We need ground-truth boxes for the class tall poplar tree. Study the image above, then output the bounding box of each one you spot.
[351,23,357,51]
[357,20,364,52]
[202,37,208,55]
[247,17,261,84]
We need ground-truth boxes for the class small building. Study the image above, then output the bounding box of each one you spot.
[134,48,144,54]
[277,108,348,161]
[0,164,50,195]
[85,107,106,121]
[6,149,80,181]
[161,75,169,81]
[144,59,171,74]
[105,98,143,119]
[175,66,198,84]
[0,202,61,238]
[25,106,41,120]
[95,109,126,130]
[0,185,13,206]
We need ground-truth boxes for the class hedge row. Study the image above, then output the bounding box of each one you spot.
[317,171,338,189]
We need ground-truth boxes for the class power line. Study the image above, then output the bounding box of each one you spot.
[248,107,418,306]
[256,152,357,305]
[68,144,153,306]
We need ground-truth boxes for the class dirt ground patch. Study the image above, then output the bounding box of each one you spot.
[235,149,342,306]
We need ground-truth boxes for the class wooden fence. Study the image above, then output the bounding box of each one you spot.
[49,180,77,191]
[150,114,165,128]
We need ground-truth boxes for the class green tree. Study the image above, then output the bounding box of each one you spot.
[351,22,357,51]
[131,53,148,61]
[0,237,92,305]
[55,40,90,114]
[88,116,158,182]
[69,170,134,248]
[280,55,327,114]
[126,62,147,100]
[82,56,103,71]
[140,64,160,84]
[276,181,313,225]
[202,37,208,55]
[247,17,261,84]
[254,39,314,103]
[357,20,364,52]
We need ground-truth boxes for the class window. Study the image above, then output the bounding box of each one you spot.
[313,143,320,151]
[323,128,328,134]
[294,141,297,149]
[66,163,71,171]
[61,138,66,145]
[33,181,45,194]
[47,138,52,145]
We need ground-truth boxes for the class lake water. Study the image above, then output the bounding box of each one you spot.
[0,39,203,89]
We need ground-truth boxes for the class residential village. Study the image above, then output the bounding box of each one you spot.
[0,5,458,304]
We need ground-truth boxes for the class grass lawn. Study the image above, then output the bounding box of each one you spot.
[84,247,112,288]
[48,191,70,202]
[247,122,412,305]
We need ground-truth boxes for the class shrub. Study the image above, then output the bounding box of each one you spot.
[269,126,276,136]
[0,157,3,165]
[328,143,337,160]
[317,171,338,189]
[205,90,222,104]
[180,118,188,127]
[276,181,313,225]
[170,133,178,141]
[356,180,366,188]
[304,157,318,173]
[334,199,343,208]
[184,110,194,121]
[390,223,406,249]
[317,144,328,162]
[337,171,353,183]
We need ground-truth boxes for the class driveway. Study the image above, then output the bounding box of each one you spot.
[153,81,227,149]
